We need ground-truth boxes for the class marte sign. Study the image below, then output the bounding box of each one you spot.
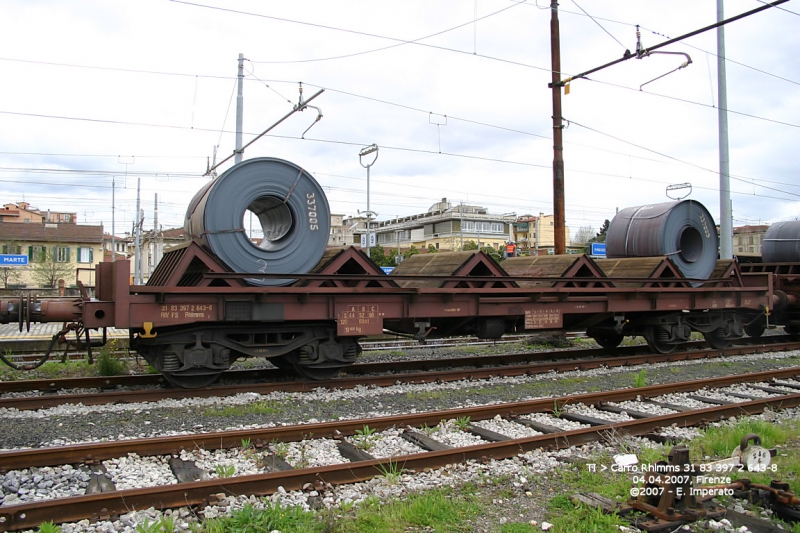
[0,255,28,266]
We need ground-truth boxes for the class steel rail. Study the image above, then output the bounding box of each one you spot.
[1,369,799,531]
[2,340,800,411]
[2,366,799,471]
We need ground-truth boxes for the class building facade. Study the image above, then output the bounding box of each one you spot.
[511,214,574,255]
[2,202,77,225]
[0,221,104,288]
[733,225,769,258]
[360,199,514,253]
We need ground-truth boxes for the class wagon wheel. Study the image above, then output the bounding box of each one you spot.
[591,332,624,349]
[643,326,676,354]
[744,322,765,339]
[703,328,731,350]
[162,371,223,389]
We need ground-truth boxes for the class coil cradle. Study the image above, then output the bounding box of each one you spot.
[593,201,747,353]
[185,157,331,286]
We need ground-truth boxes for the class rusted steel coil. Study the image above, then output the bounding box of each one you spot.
[184,158,330,286]
[606,200,718,284]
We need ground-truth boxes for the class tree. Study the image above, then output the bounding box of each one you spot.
[368,244,389,267]
[427,244,439,254]
[403,245,421,260]
[463,240,479,251]
[30,246,75,288]
[386,248,400,266]
[591,220,610,243]
[572,225,596,246]
[0,267,22,289]
[481,246,503,263]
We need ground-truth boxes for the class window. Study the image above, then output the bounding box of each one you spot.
[28,246,46,262]
[55,246,70,263]
[2,245,21,254]
[77,247,94,263]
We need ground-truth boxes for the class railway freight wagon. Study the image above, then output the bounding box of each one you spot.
[0,158,787,387]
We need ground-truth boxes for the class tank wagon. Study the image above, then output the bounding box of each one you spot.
[0,158,788,387]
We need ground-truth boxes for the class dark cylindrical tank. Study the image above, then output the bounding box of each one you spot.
[185,157,331,286]
[606,200,718,281]
[762,221,800,262]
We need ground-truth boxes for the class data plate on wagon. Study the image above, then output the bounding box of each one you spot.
[525,308,563,329]
[337,304,384,335]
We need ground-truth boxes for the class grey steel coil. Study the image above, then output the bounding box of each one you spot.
[184,157,330,286]
[605,200,718,283]
[762,220,800,262]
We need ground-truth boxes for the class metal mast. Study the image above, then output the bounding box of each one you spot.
[717,0,732,259]
[134,178,142,285]
[235,53,244,165]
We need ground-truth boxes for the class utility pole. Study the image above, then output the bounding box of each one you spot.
[235,53,245,165]
[549,1,566,255]
[717,1,732,259]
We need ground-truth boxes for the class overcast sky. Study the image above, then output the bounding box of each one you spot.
[1,0,798,240]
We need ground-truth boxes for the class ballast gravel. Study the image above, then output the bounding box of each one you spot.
[1,345,799,532]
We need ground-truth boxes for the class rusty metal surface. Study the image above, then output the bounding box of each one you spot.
[595,258,680,287]
[502,255,612,288]
[392,251,488,288]
[1,376,799,531]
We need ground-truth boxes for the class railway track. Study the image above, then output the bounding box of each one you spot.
[2,338,800,412]
[1,368,799,531]
[0,332,544,362]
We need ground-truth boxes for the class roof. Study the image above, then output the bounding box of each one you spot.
[0,222,104,244]
[161,227,186,240]
[733,225,769,234]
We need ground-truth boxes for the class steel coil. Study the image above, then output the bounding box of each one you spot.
[605,200,718,282]
[762,221,800,262]
[184,157,330,286]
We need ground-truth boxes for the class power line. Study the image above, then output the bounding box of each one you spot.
[169,0,553,74]
[566,119,800,194]
[247,0,529,64]
[0,56,232,80]
[754,0,800,17]
[584,77,800,130]
[571,1,627,50]
[0,151,205,159]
